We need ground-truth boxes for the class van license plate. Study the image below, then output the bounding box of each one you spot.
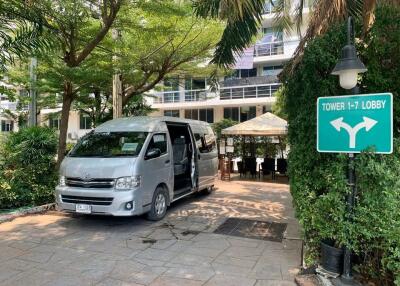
[76,204,91,214]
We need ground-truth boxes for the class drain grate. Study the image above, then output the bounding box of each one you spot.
[213,218,287,242]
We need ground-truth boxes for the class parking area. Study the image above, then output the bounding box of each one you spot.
[0,179,301,286]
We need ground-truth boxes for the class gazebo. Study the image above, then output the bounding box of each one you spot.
[222,112,287,137]
[221,112,288,179]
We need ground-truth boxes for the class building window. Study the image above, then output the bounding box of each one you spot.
[1,120,14,132]
[262,65,284,76]
[164,110,180,117]
[80,114,92,130]
[163,77,179,91]
[240,68,257,78]
[184,109,199,120]
[49,117,61,130]
[199,109,214,123]
[240,106,256,122]
[224,107,256,122]
[224,107,239,122]
[185,78,206,90]
[185,109,213,123]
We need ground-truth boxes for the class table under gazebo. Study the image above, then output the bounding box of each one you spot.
[220,112,288,180]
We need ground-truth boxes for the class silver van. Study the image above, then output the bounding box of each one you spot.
[55,116,218,220]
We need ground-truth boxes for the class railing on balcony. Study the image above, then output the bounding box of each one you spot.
[220,83,280,100]
[184,89,207,102]
[0,101,18,111]
[154,89,208,104]
[153,84,280,104]
[254,42,284,57]
[154,91,180,103]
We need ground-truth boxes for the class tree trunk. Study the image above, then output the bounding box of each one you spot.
[56,81,74,169]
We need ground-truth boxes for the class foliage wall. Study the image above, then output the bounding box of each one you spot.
[281,5,400,284]
[0,127,58,209]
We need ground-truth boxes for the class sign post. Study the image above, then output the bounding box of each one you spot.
[317,92,393,282]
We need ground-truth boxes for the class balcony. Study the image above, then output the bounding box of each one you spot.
[151,83,280,106]
[220,83,281,100]
[254,42,284,57]
[154,89,208,104]
[0,101,17,112]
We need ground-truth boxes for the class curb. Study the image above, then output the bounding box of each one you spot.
[0,203,55,224]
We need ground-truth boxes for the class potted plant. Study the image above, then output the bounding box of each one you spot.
[320,239,344,274]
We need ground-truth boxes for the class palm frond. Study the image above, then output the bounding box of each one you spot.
[293,0,305,36]
[273,0,294,34]
[0,0,51,71]
[283,0,366,74]
[194,0,266,68]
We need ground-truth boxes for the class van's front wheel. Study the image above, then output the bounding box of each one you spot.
[147,187,168,221]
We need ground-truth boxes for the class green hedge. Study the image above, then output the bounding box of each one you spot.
[281,4,400,284]
[0,126,58,209]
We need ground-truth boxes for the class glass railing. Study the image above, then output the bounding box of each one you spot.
[154,89,207,103]
[254,42,284,57]
[219,83,281,100]
[153,84,280,104]
[184,89,207,102]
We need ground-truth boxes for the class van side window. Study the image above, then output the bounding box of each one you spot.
[147,133,167,155]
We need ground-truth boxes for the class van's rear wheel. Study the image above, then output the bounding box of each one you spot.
[147,187,168,221]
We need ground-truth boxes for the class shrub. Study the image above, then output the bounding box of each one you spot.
[281,4,400,284]
[0,126,58,208]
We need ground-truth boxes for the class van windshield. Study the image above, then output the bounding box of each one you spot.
[69,132,148,157]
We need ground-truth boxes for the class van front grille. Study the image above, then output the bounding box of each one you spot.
[65,177,115,189]
[61,195,113,206]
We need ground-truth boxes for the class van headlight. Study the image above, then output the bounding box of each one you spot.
[59,175,66,187]
[115,176,141,191]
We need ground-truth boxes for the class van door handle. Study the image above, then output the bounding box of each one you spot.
[165,160,170,164]
[198,154,201,159]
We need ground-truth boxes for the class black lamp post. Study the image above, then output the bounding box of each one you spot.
[331,16,367,285]
[332,17,367,90]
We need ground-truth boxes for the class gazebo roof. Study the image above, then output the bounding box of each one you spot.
[221,112,287,136]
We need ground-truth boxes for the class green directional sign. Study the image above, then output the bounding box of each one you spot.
[317,93,393,154]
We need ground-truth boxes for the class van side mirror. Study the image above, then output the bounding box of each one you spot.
[145,148,161,160]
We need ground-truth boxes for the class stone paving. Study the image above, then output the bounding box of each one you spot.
[0,178,302,286]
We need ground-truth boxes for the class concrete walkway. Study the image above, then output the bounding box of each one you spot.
[0,179,301,286]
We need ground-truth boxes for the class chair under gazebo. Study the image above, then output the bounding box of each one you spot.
[221,112,288,180]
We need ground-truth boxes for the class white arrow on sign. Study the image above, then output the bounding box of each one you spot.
[330,116,378,148]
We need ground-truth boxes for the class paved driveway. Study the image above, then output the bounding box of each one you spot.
[0,179,301,286]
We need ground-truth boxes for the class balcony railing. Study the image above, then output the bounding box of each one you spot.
[220,83,280,100]
[153,84,280,104]
[0,101,17,111]
[185,89,207,102]
[254,42,284,57]
[154,91,180,103]
[154,89,208,104]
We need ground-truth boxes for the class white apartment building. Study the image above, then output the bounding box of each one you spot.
[0,82,22,134]
[0,97,17,133]
[147,1,311,124]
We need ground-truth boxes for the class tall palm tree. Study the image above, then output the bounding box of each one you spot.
[194,0,395,69]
